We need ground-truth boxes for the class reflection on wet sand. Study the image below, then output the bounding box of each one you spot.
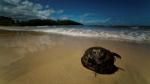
[0,30,150,84]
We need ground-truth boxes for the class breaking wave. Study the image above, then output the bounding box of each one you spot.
[0,26,150,43]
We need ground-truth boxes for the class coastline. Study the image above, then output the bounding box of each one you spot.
[0,29,150,84]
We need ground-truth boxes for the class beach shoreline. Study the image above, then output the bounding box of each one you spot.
[0,29,150,84]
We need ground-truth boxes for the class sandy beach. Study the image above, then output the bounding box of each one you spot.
[0,30,150,84]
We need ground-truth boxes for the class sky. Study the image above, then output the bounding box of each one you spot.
[0,0,150,25]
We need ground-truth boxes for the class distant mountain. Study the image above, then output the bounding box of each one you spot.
[0,16,83,26]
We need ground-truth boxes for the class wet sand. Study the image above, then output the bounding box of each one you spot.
[0,30,150,84]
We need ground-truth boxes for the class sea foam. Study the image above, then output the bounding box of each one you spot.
[0,26,150,43]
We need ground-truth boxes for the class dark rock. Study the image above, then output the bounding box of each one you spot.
[81,47,121,75]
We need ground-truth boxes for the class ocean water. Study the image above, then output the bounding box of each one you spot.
[0,25,150,43]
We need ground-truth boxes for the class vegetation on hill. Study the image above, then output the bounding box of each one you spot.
[0,16,82,26]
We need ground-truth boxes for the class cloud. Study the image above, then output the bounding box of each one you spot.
[61,16,69,20]
[78,13,111,24]
[0,0,58,20]
[80,13,95,21]
[79,13,97,23]
[80,13,95,18]
[101,18,111,23]
[57,9,64,14]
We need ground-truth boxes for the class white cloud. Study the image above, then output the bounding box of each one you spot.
[101,18,111,23]
[79,13,96,23]
[61,16,69,20]
[79,13,111,24]
[0,0,58,20]
[57,9,64,14]
[80,13,95,18]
